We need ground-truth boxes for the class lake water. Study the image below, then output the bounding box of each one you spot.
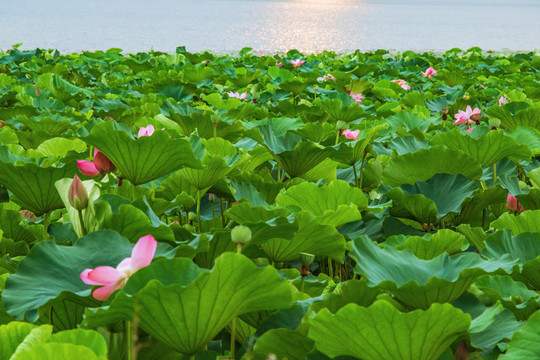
[1,0,539,54]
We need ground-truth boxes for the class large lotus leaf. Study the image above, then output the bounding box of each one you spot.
[159,170,200,201]
[387,111,431,132]
[499,309,540,359]
[488,106,540,131]
[331,125,386,166]
[36,73,93,101]
[0,157,77,215]
[2,230,173,321]
[308,301,470,360]
[309,279,381,314]
[252,329,313,360]
[386,188,439,224]
[36,292,99,332]
[273,141,335,179]
[84,121,202,184]
[260,211,346,262]
[475,275,540,320]
[482,230,540,290]
[0,208,39,244]
[35,138,87,159]
[388,136,430,155]
[319,95,364,123]
[400,173,478,218]
[491,210,540,235]
[392,229,465,260]
[258,124,301,154]
[508,126,540,155]
[382,146,483,186]
[349,235,516,309]
[178,156,234,190]
[11,343,106,360]
[431,129,531,167]
[0,321,36,360]
[452,186,508,225]
[88,254,294,355]
[275,180,367,227]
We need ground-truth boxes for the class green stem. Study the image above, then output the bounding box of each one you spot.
[300,276,305,293]
[220,197,225,228]
[89,146,94,160]
[213,123,218,153]
[277,166,281,182]
[196,190,202,233]
[358,152,368,190]
[230,317,237,359]
[352,162,359,187]
[335,131,340,145]
[78,210,87,236]
[151,180,155,201]
[132,183,137,202]
[178,212,183,226]
[211,200,215,219]
[493,163,497,184]
[125,321,132,360]
[236,244,242,254]
[327,258,333,278]
[43,212,50,240]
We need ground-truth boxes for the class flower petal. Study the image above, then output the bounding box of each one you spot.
[77,160,100,177]
[130,234,157,271]
[80,269,103,285]
[92,284,122,301]
[86,266,124,285]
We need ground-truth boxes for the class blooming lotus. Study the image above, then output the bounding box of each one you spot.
[421,67,437,79]
[138,124,155,137]
[290,59,305,68]
[227,91,248,100]
[80,234,157,300]
[499,96,508,106]
[453,105,481,125]
[77,149,116,177]
[343,129,360,141]
[349,92,364,104]
[391,79,411,90]
[276,61,283,67]
[507,194,525,212]
[317,74,337,82]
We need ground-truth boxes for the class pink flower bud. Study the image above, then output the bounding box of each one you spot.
[507,194,525,212]
[68,174,89,210]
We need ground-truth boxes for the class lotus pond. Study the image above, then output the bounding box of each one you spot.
[1,46,540,359]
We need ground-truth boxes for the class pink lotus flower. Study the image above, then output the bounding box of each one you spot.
[349,92,364,104]
[343,129,360,141]
[138,124,155,137]
[391,79,411,90]
[421,67,437,79]
[499,96,508,107]
[507,194,525,213]
[466,128,473,132]
[77,149,116,177]
[317,74,337,82]
[80,235,157,301]
[276,61,283,67]
[290,59,305,68]
[453,106,481,125]
[227,91,248,100]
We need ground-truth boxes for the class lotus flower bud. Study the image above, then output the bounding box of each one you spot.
[231,225,252,244]
[454,341,469,360]
[33,85,41,97]
[94,151,116,174]
[0,120,6,128]
[507,194,525,212]
[489,118,501,129]
[68,174,89,210]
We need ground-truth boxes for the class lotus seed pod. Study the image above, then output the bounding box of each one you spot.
[470,113,482,122]
[489,118,501,128]
[440,108,448,115]
[68,174,89,211]
[299,252,315,267]
[208,193,216,202]
[231,225,252,244]
[463,93,470,100]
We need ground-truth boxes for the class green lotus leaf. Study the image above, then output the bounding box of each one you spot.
[12,343,106,360]
[88,254,294,355]
[273,141,335,179]
[386,188,439,224]
[0,151,77,215]
[0,321,36,360]
[489,106,540,131]
[491,210,540,235]
[35,138,87,159]
[36,73,93,101]
[308,301,470,360]
[309,279,381,314]
[499,310,540,359]
[475,275,540,320]
[36,292,99,332]
[0,208,39,244]
[2,230,173,321]
[275,180,367,227]
[319,96,364,123]
[387,111,432,132]
[431,128,531,167]
[392,229,465,260]
[84,121,202,185]
[331,124,386,166]
[482,230,540,290]
[452,186,508,225]
[350,235,516,309]
[178,156,234,190]
[382,146,483,186]
[252,329,313,360]
[388,136,429,155]
[260,211,346,262]
[508,126,540,155]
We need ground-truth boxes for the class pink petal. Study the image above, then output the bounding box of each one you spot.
[116,258,133,274]
[80,269,103,286]
[507,194,518,211]
[77,160,100,177]
[86,266,124,285]
[466,128,473,132]
[92,284,122,301]
[130,235,157,271]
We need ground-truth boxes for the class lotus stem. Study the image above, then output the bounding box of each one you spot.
[178,211,183,226]
[196,190,202,233]
[493,163,497,184]
[89,146,94,160]
[328,258,333,278]
[352,162,359,187]
[335,131,340,145]
[213,123,218,153]
[43,211,50,240]
[220,197,225,227]
[77,210,87,236]
[230,317,237,359]
[211,200,215,219]
[125,320,132,360]
[300,276,305,293]
[358,152,368,190]
[132,183,137,201]
[151,180,155,201]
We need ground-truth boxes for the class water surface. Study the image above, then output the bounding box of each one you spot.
[1,0,539,53]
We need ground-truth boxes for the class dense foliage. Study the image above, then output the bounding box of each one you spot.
[1,46,540,359]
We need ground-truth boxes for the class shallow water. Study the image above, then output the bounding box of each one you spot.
[1,0,539,53]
